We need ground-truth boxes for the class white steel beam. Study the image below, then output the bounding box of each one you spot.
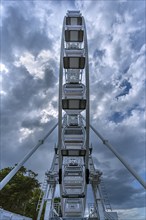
[83,17,90,171]
[0,123,58,190]
[89,122,146,189]
[44,184,56,220]
[91,183,105,220]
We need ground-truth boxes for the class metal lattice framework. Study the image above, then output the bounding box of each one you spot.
[58,10,89,218]
[1,10,146,220]
[37,10,118,220]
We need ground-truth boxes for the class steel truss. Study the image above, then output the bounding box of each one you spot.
[37,11,118,220]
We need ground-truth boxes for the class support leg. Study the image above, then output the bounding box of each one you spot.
[0,123,58,190]
[89,122,146,189]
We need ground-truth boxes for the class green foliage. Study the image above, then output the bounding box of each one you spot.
[0,166,41,219]
[53,197,61,216]
[54,197,61,203]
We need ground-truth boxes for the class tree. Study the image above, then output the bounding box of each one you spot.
[0,166,41,219]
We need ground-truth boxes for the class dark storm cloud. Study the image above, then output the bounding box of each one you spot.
[103,170,145,209]
[90,120,145,171]
[1,56,57,171]
[93,153,145,209]
[2,1,53,62]
[130,29,145,52]
[90,80,114,100]
[51,100,58,109]
[1,0,58,173]
[1,64,57,114]
[21,118,42,129]
[44,65,57,88]
[90,115,145,210]
[1,114,58,176]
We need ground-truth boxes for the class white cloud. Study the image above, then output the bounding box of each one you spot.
[40,102,58,123]
[14,48,59,80]
[0,63,9,74]
[116,207,146,220]
[0,90,7,96]
[19,127,34,143]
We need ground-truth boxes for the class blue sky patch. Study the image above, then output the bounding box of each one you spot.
[116,79,132,99]
[109,111,125,123]
[93,49,105,59]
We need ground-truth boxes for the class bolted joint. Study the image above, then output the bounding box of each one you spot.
[39,139,44,144]
[103,139,108,145]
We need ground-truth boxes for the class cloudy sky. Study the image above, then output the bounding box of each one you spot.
[1,0,145,219]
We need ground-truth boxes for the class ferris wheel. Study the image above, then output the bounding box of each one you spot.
[1,10,145,220]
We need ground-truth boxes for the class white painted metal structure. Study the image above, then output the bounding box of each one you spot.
[1,10,146,220]
[59,10,89,219]
[37,11,118,220]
